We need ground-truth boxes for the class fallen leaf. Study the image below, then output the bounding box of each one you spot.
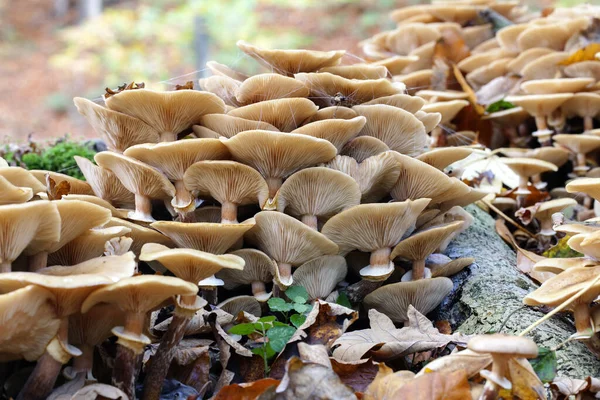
[331,358,379,393]
[332,306,470,362]
[434,321,452,335]
[175,81,195,90]
[416,349,491,378]
[363,363,415,400]
[529,347,557,383]
[71,383,128,399]
[45,175,70,200]
[550,376,588,398]
[559,43,600,66]
[508,357,546,400]
[214,378,280,400]
[47,372,85,400]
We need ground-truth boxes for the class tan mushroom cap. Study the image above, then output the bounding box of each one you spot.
[385,23,441,55]
[554,223,600,236]
[390,5,434,23]
[48,226,131,266]
[430,257,475,278]
[561,93,600,119]
[416,90,469,102]
[217,295,262,318]
[140,243,244,286]
[438,188,488,212]
[507,48,555,74]
[403,42,436,73]
[206,60,249,82]
[325,151,401,203]
[521,52,568,81]
[319,64,388,80]
[276,167,361,227]
[415,111,442,134]
[322,199,430,256]
[391,221,465,262]
[524,265,600,307]
[421,100,469,125]
[291,116,366,152]
[501,158,558,178]
[40,252,136,282]
[0,176,32,204]
[81,275,198,314]
[340,136,390,163]
[521,78,594,95]
[0,167,46,194]
[517,23,572,52]
[467,58,512,88]
[106,217,173,256]
[198,75,241,107]
[364,277,454,322]
[369,56,420,75]
[104,89,226,141]
[481,107,530,127]
[223,130,337,197]
[416,147,477,171]
[394,70,434,95]
[31,170,94,196]
[292,255,347,301]
[362,94,425,114]
[75,156,134,208]
[0,285,60,361]
[236,40,345,76]
[496,24,529,52]
[151,219,254,254]
[468,334,538,358]
[216,248,275,295]
[61,194,129,219]
[0,272,113,318]
[0,201,61,271]
[73,97,160,153]
[184,160,268,222]
[68,303,124,360]
[428,4,478,24]
[196,114,279,139]
[472,38,500,54]
[303,106,357,123]
[235,73,309,105]
[568,234,600,260]
[566,178,600,201]
[353,104,428,157]
[462,24,494,49]
[532,257,597,274]
[228,98,318,131]
[563,61,600,81]
[554,134,600,156]
[457,50,513,74]
[295,72,403,107]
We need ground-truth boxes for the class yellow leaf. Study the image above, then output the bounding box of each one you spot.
[559,43,600,66]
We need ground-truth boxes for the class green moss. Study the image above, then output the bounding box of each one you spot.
[19,141,96,180]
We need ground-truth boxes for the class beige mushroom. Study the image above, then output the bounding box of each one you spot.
[216,248,276,302]
[228,98,318,131]
[292,255,347,301]
[194,113,278,139]
[74,156,135,208]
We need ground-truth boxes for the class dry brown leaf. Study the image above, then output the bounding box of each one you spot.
[416,349,491,379]
[45,175,70,200]
[559,43,600,66]
[214,378,280,400]
[551,376,588,398]
[506,357,545,400]
[332,306,470,362]
[363,363,415,400]
[331,358,379,394]
[434,30,470,65]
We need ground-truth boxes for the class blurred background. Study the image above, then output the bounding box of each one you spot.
[0,0,588,143]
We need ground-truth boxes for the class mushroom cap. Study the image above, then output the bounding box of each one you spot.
[48,226,132,266]
[206,60,249,82]
[292,255,347,301]
[184,160,269,209]
[60,194,129,219]
[74,156,135,208]
[235,73,309,105]
[561,93,600,119]
[521,78,594,95]
[236,40,345,76]
[481,107,530,126]
[228,98,318,131]
[421,100,469,125]
[0,272,113,318]
[291,116,367,152]
[340,136,390,163]
[0,201,61,263]
[140,243,244,285]
[554,134,600,155]
[94,151,176,200]
[468,334,538,358]
[430,257,475,278]
[223,130,337,181]
[195,114,279,139]
[295,72,402,107]
[428,4,478,24]
[81,275,198,314]
[500,158,558,178]
[319,64,389,80]
[104,89,226,137]
[73,97,160,152]
[0,285,60,361]
[40,252,136,282]
[466,58,512,88]
[217,295,262,318]
[532,257,596,274]
[362,94,425,114]
[324,152,401,203]
[0,175,33,204]
[216,248,275,290]
[524,265,600,307]
[457,50,514,74]
[30,171,94,195]
[245,211,338,266]
[462,24,494,49]
[276,167,361,220]
[151,220,254,254]
[517,23,572,52]
[198,75,241,107]
[416,90,469,101]
[416,147,477,171]
[530,147,571,168]
[124,139,230,181]
[364,277,454,322]
[0,167,46,194]
[69,303,124,348]
[507,48,555,74]
[415,111,442,134]
[391,221,465,262]
[577,230,600,259]
[566,178,600,201]
[303,106,357,123]
[394,70,434,95]
[438,188,487,212]
[353,104,428,157]
[385,23,441,55]
[322,199,430,255]
[402,42,437,73]
[106,217,173,256]
[521,52,568,81]
[563,61,600,81]
[369,56,420,75]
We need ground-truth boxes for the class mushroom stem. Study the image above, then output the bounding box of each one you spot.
[584,116,594,132]
[251,281,268,299]
[28,251,48,272]
[584,195,593,210]
[575,153,588,175]
[480,357,508,400]
[172,180,194,212]
[113,312,146,399]
[534,116,548,131]
[132,194,154,222]
[411,259,426,280]
[221,201,239,224]
[430,126,443,148]
[573,302,593,334]
[266,177,283,200]
[160,131,177,142]
[142,295,196,400]
[276,262,293,288]
[301,214,318,230]
[531,174,544,189]
[71,344,94,377]
[0,261,10,273]
[16,351,63,400]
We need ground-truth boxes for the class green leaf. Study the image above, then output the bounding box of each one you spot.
[272,321,289,327]
[529,347,557,383]
[268,297,294,312]
[485,100,515,113]
[290,314,306,328]
[228,323,256,336]
[285,286,309,303]
[251,344,276,360]
[266,326,296,353]
[257,316,277,323]
[543,235,584,258]
[336,292,352,308]
[293,303,310,314]
[253,321,274,332]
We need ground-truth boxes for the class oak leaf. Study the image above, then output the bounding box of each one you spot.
[214,378,280,400]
